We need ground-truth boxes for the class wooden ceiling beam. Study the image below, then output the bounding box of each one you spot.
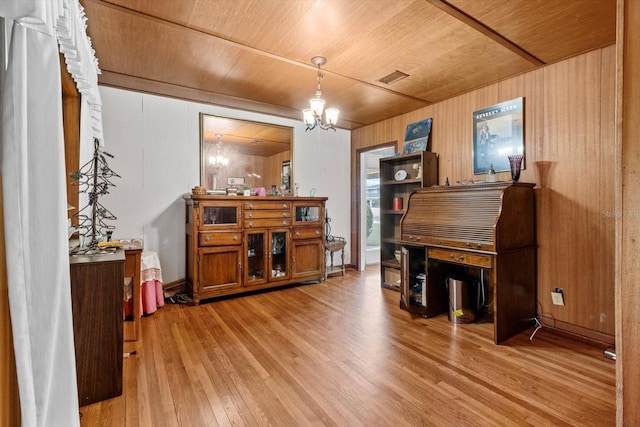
[425,0,545,66]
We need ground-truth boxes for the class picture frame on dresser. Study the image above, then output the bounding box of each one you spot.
[227,177,245,186]
[402,118,432,154]
[473,97,524,174]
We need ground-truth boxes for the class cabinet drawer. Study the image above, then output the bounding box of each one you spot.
[199,231,242,246]
[293,226,322,240]
[244,201,290,210]
[246,219,291,228]
[244,210,290,220]
[428,248,492,268]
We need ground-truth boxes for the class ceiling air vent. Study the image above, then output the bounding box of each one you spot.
[377,70,409,85]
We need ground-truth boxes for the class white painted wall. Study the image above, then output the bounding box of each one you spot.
[100,87,351,284]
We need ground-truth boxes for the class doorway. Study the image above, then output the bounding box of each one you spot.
[358,145,395,270]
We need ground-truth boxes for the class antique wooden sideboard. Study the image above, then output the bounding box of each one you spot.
[184,195,327,304]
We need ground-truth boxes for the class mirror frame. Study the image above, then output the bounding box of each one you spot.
[199,113,294,194]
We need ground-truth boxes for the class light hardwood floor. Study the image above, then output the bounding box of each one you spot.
[80,267,616,426]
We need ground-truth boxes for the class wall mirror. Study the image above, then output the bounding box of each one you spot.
[200,114,293,194]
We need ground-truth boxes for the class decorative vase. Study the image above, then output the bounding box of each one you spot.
[508,155,524,182]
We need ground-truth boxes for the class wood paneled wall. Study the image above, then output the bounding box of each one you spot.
[351,45,616,342]
[265,150,292,193]
[61,54,81,222]
[618,0,640,423]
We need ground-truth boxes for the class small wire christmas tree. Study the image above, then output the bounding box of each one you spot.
[70,138,120,254]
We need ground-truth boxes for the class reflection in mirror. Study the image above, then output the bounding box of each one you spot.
[200,114,293,194]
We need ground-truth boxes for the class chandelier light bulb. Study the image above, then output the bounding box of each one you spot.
[325,108,339,126]
[303,109,315,126]
[209,155,228,167]
[309,98,325,116]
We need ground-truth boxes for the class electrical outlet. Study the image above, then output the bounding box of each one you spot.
[551,288,565,306]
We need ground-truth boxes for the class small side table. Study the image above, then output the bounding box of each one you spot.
[140,251,164,316]
[324,238,346,279]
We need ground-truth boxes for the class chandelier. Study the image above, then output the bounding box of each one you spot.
[208,134,229,169]
[208,134,229,189]
[302,56,339,131]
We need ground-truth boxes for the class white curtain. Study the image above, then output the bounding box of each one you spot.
[1,20,80,426]
[0,1,103,426]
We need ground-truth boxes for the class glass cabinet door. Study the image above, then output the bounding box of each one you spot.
[294,204,322,225]
[270,230,289,280]
[245,231,266,285]
[199,202,241,229]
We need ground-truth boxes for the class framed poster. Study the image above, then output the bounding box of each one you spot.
[473,97,524,174]
[403,118,432,154]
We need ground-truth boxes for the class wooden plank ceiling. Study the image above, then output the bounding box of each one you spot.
[81,0,616,132]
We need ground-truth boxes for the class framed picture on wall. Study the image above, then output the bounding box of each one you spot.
[403,118,432,154]
[473,97,524,174]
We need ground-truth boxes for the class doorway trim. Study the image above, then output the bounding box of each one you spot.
[353,141,397,271]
